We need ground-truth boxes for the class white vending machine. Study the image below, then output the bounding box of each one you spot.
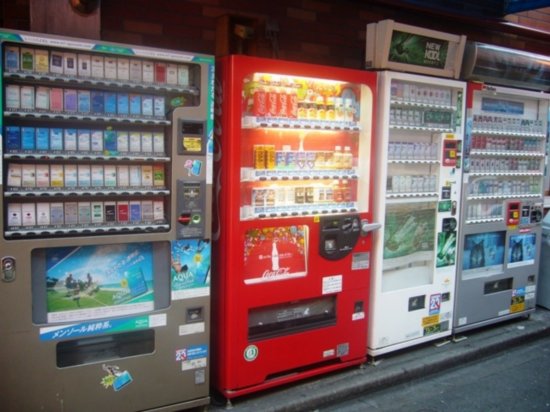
[368,71,466,356]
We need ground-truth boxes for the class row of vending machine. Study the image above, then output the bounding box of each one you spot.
[0,21,549,411]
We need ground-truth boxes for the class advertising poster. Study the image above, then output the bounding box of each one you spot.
[45,243,154,323]
[507,233,536,268]
[383,202,436,268]
[436,231,457,268]
[389,31,449,69]
[462,231,505,275]
[244,225,308,284]
[171,239,211,300]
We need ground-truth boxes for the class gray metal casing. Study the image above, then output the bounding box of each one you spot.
[0,29,213,411]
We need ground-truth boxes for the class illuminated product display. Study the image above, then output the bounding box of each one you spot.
[213,55,379,400]
[0,29,213,411]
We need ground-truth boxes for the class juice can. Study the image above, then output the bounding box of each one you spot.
[253,145,266,169]
[265,145,276,169]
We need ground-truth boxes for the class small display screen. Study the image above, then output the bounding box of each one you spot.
[181,121,204,135]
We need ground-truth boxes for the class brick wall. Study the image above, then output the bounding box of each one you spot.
[1,0,549,68]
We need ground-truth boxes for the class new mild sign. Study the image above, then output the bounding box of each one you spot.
[365,19,466,79]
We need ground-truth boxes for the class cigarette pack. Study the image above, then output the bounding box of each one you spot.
[91,55,104,78]
[49,128,63,150]
[64,128,77,151]
[63,52,77,76]
[91,201,104,223]
[7,164,22,187]
[116,131,129,152]
[22,203,36,226]
[36,203,51,225]
[7,203,22,226]
[78,164,91,187]
[22,164,36,187]
[78,129,91,152]
[36,127,50,150]
[34,49,49,73]
[78,54,91,77]
[50,202,64,225]
[63,164,78,187]
[35,164,50,187]
[49,51,64,74]
[50,164,64,187]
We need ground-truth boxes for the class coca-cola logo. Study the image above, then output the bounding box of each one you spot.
[262,267,291,278]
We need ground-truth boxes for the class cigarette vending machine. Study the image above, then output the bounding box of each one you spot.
[213,55,378,399]
[368,71,466,357]
[0,30,214,411]
[455,42,550,333]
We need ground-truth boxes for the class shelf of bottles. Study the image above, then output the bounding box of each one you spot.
[239,73,364,220]
[464,114,546,224]
[1,44,197,238]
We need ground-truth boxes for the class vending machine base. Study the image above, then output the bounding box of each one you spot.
[220,357,365,400]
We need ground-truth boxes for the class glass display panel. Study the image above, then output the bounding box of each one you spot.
[462,231,505,277]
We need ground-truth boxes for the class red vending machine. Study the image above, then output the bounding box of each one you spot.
[213,55,379,400]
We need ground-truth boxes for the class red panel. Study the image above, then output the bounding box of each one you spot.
[212,55,377,398]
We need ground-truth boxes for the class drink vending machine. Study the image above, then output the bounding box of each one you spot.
[0,30,214,411]
[368,71,466,357]
[454,42,550,333]
[213,55,379,399]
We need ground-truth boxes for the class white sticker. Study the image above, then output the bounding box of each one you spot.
[351,252,370,270]
[149,314,167,327]
[182,357,207,371]
[323,349,335,358]
[498,309,510,316]
[352,312,365,321]
[322,275,342,295]
[179,322,205,336]
[526,285,536,293]
[458,316,467,326]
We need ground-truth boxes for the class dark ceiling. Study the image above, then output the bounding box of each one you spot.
[395,0,550,18]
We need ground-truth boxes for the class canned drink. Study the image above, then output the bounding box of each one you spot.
[253,87,267,117]
[267,88,278,117]
[277,90,289,117]
[287,90,298,118]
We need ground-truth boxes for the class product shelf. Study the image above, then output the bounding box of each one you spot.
[242,115,360,131]
[390,100,457,111]
[4,151,170,162]
[385,192,439,199]
[240,167,358,182]
[468,171,543,177]
[469,150,545,157]
[471,128,545,138]
[241,202,358,220]
[465,217,504,224]
[4,109,171,125]
[387,159,439,164]
[5,188,170,197]
[467,193,542,200]
[389,124,453,133]
[4,222,170,239]
[4,71,200,96]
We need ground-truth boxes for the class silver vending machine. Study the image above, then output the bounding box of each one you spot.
[455,42,550,333]
[0,30,214,411]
